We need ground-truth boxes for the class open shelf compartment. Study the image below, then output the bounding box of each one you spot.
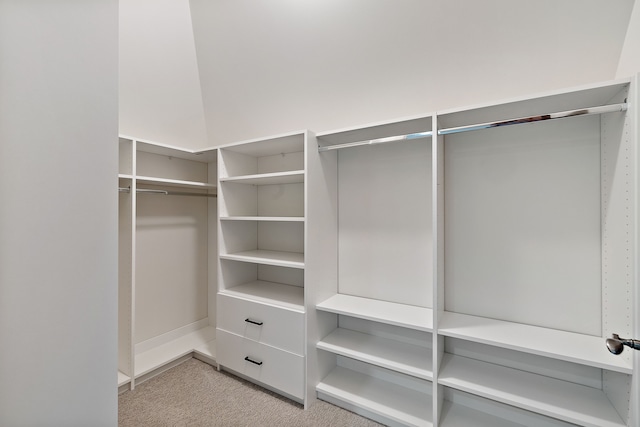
[317,365,433,427]
[317,294,433,332]
[438,353,626,427]
[220,280,304,312]
[438,311,631,374]
[318,327,432,380]
[134,326,216,379]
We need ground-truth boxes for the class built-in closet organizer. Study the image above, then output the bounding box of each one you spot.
[313,78,638,427]
[118,137,218,392]
[314,116,436,426]
[216,131,317,405]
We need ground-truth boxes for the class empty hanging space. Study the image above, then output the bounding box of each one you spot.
[117,137,218,390]
[436,80,633,426]
[314,115,435,427]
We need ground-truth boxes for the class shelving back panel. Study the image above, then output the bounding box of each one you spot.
[257,221,304,253]
[338,139,433,307]
[220,220,303,254]
[258,184,304,217]
[219,260,303,291]
[442,388,577,427]
[339,316,432,349]
[445,338,602,390]
[219,134,305,178]
[119,137,133,175]
[258,264,304,288]
[137,151,208,183]
[444,115,602,335]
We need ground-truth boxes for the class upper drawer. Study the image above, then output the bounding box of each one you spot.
[217,293,304,355]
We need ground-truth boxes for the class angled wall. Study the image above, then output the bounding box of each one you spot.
[191,0,633,146]
[119,0,208,149]
[617,0,640,78]
[0,1,118,425]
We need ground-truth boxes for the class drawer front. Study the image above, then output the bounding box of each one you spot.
[217,329,305,399]
[217,293,304,355]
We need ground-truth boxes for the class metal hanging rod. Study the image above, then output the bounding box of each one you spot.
[438,103,627,135]
[318,131,432,152]
[118,186,216,198]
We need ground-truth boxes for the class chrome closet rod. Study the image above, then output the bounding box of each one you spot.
[318,131,433,152]
[437,103,628,135]
[118,186,216,198]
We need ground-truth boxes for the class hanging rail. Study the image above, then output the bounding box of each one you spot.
[318,131,432,152]
[437,103,627,135]
[118,186,216,198]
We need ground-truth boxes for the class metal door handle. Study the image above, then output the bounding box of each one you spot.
[606,334,640,354]
[244,356,263,366]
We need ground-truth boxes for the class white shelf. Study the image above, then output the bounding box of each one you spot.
[439,354,626,427]
[220,170,304,185]
[220,216,304,222]
[135,326,216,378]
[118,173,134,180]
[318,328,432,380]
[438,312,632,374]
[316,114,432,147]
[136,175,216,190]
[220,280,304,311]
[193,338,217,361]
[317,366,432,427]
[118,371,131,387]
[220,250,304,269]
[218,131,305,156]
[317,294,433,332]
[439,400,528,427]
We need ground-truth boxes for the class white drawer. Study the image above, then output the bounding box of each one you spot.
[217,293,304,355]
[217,329,305,400]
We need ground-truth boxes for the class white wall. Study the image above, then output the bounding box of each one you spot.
[0,1,118,425]
[119,0,208,148]
[190,0,633,146]
[617,0,640,78]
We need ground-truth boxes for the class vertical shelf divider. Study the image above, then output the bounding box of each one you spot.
[432,114,445,426]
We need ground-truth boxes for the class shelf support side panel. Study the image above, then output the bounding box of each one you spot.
[118,139,135,386]
[305,131,339,407]
[602,81,634,424]
[432,115,446,425]
[632,73,640,427]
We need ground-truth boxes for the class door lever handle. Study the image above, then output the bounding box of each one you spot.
[606,334,640,355]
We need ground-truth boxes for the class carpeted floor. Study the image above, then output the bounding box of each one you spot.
[119,358,383,426]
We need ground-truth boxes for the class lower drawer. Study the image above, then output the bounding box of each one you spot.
[217,329,305,399]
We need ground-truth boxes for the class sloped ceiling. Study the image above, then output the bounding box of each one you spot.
[119,0,208,148]
[190,0,634,147]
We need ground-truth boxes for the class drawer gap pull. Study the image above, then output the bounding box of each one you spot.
[245,318,264,326]
[244,356,263,366]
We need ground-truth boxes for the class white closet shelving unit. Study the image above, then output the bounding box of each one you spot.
[312,77,638,427]
[118,136,218,392]
[117,77,637,426]
[313,114,436,427]
[216,131,312,404]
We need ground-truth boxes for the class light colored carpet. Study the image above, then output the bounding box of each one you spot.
[119,358,383,426]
